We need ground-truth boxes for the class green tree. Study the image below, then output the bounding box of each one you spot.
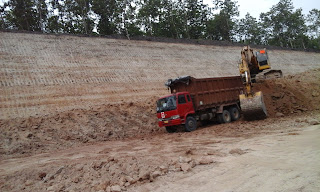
[184,0,209,39]
[47,15,62,33]
[158,0,188,38]
[92,0,118,35]
[306,9,320,49]
[136,0,209,39]
[47,0,64,33]
[48,0,94,34]
[137,0,162,36]
[307,9,320,38]
[153,0,180,38]
[236,13,263,44]
[118,0,143,38]
[0,4,8,29]
[2,0,47,31]
[34,0,48,31]
[206,0,239,41]
[260,0,306,48]
[75,0,94,34]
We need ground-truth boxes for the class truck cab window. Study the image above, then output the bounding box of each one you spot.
[156,96,177,112]
[187,95,190,102]
[178,95,186,104]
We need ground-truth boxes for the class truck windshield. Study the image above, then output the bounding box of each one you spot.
[156,96,177,112]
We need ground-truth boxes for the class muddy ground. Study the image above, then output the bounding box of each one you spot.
[0,32,320,191]
[130,122,320,192]
[1,112,319,192]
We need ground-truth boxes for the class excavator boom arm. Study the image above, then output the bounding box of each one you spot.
[239,45,268,120]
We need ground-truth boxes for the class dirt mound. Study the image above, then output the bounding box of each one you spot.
[0,98,162,159]
[253,68,320,117]
[1,112,319,192]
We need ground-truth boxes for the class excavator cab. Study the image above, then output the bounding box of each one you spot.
[255,49,271,70]
[255,49,283,81]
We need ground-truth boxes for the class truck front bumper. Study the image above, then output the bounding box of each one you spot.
[158,118,183,127]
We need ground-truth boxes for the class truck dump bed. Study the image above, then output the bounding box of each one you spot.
[166,76,244,111]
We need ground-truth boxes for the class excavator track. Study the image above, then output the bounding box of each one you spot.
[240,91,268,120]
[255,69,283,83]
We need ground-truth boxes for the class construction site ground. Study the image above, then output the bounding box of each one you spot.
[0,32,320,192]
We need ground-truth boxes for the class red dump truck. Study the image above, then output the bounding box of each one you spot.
[156,76,244,132]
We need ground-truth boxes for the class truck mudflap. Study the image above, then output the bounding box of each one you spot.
[240,91,267,120]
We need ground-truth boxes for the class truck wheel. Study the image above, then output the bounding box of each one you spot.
[219,110,231,123]
[185,116,197,132]
[166,126,177,133]
[229,107,240,121]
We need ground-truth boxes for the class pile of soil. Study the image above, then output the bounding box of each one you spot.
[1,113,318,192]
[254,68,320,117]
[0,98,162,159]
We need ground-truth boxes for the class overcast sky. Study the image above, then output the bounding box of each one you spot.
[204,0,320,19]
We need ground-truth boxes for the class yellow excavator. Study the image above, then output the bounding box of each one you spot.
[239,45,282,120]
[240,45,283,82]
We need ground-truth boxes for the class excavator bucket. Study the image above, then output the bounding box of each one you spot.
[240,91,267,120]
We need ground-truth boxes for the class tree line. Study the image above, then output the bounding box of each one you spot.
[1,0,319,50]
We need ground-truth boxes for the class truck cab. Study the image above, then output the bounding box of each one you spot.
[156,92,195,129]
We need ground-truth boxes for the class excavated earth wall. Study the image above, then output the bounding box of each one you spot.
[0,32,319,158]
[1,32,320,120]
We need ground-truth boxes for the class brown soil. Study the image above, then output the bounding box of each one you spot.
[1,113,319,192]
[0,32,320,191]
[1,69,319,160]
[254,68,320,117]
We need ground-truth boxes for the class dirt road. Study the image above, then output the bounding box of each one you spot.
[1,113,319,191]
[132,123,320,192]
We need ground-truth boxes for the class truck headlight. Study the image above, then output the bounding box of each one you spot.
[171,115,180,120]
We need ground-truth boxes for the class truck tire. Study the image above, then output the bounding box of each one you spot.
[165,126,177,133]
[185,116,197,132]
[229,107,240,121]
[218,110,231,123]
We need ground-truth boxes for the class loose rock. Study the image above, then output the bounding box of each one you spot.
[151,171,162,179]
[275,112,285,117]
[179,156,192,163]
[110,185,121,192]
[180,163,192,172]
[308,119,320,125]
[198,157,214,165]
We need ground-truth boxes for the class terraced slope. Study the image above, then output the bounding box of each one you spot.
[0,32,319,120]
